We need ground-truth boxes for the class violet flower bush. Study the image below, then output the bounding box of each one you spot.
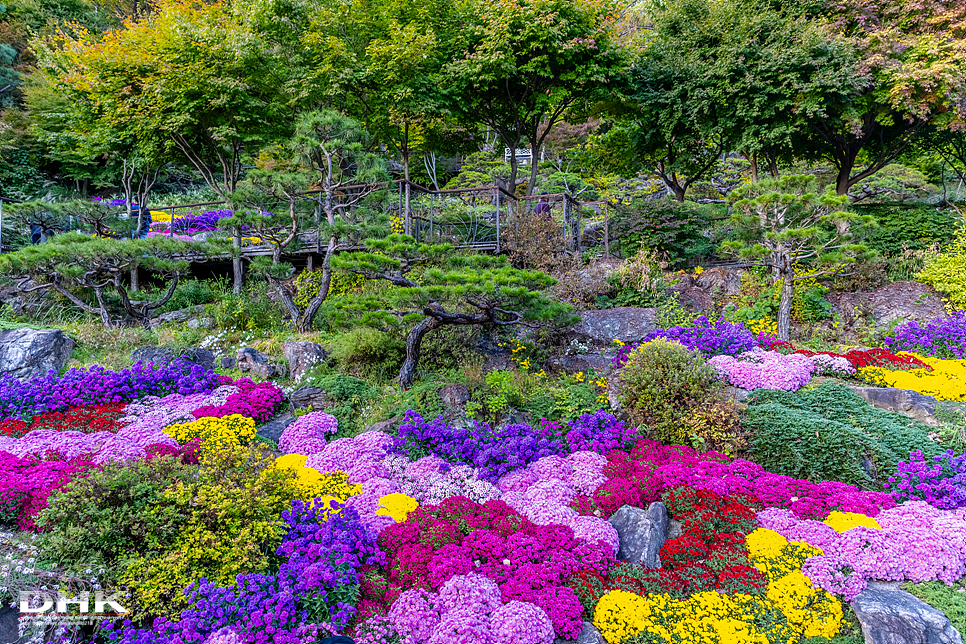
[391,412,565,483]
[279,412,338,455]
[0,359,220,419]
[885,311,966,359]
[885,450,966,509]
[640,316,759,359]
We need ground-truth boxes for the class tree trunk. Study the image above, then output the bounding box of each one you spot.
[403,123,412,236]
[671,184,686,202]
[835,165,852,197]
[130,267,139,293]
[749,153,759,183]
[232,228,244,294]
[297,236,336,332]
[527,144,540,197]
[777,257,794,341]
[507,146,519,196]
[399,315,443,390]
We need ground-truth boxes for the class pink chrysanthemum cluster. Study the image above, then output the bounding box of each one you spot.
[384,575,554,644]
[760,501,966,600]
[279,411,338,454]
[709,349,815,391]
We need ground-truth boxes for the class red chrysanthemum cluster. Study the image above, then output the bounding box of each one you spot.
[771,343,933,373]
[0,404,125,439]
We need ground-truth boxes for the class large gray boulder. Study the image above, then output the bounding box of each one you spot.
[257,412,294,443]
[282,340,328,381]
[131,346,216,372]
[547,353,613,375]
[828,281,946,329]
[607,502,669,568]
[0,328,75,379]
[852,582,962,644]
[850,386,942,427]
[574,307,658,347]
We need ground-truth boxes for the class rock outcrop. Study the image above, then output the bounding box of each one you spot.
[283,340,328,381]
[0,328,75,379]
[608,502,669,569]
[131,346,216,372]
[574,308,658,346]
[828,281,946,329]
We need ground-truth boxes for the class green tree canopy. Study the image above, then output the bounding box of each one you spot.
[333,234,576,388]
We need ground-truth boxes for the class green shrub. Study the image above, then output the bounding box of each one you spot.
[525,381,601,423]
[618,338,725,443]
[211,284,285,331]
[902,581,966,633]
[327,327,405,381]
[853,203,957,255]
[37,456,194,573]
[746,382,941,488]
[419,325,483,373]
[148,277,231,314]
[38,443,297,621]
[308,373,376,437]
[610,198,717,268]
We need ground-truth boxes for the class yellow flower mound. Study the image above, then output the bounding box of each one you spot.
[747,529,824,584]
[376,493,419,523]
[270,455,361,503]
[165,414,255,458]
[823,511,882,533]
[767,570,843,639]
[858,353,966,401]
[593,590,801,644]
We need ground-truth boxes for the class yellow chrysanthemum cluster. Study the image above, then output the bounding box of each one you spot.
[747,529,843,639]
[271,454,361,503]
[823,511,882,533]
[390,215,405,234]
[594,590,796,644]
[375,493,419,522]
[165,414,255,458]
[594,528,843,644]
[859,353,966,401]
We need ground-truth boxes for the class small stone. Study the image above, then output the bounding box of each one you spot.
[220,356,237,370]
[852,582,962,644]
[257,413,294,443]
[575,621,607,644]
[290,387,330,410]
[187,318,200,329]
[236,347,276,379]
[607,502,669,568]
[365,417,403,434]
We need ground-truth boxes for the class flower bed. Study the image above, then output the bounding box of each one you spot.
[859,353,966,401]
[0,359,220,419]
[12,363,966,644]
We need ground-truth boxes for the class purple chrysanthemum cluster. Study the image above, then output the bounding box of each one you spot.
[885,450,966,509]
[391,412,566,483]
[885,311,966,359]
[170,209,234,233]
[613,316,758,365]
[0,359,220,419]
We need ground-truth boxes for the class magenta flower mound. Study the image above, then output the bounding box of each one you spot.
[489,601,554,644]
[279,411,338,455]
[437,574,501,614]
[190,379,283,423]
[709,349,814,391]
[0,450,97,530]
[426,608,491,644]
[2,429,168,465]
